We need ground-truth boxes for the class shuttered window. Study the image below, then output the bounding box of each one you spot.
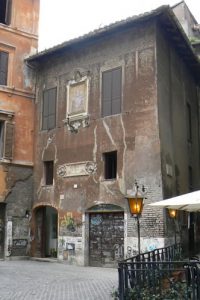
[0,120,14,160]
[0,0,12,25]
[42,88,57,130]
[0,51,8,85]
[102,67,122,117]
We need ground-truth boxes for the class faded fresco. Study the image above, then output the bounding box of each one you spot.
[68,80,87,116]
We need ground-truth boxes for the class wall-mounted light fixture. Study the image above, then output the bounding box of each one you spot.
[25,210,30,218]
[168,208,177,244]
[168,208,177,219]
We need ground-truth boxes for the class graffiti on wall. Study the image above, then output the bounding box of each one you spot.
[58,236,82,260]
[6,220,12,257]
[143,238,161,252]
[113,244,124,260]
[126,246,138,258]
[12,218,29,239]
[59,211,82,236]
[126,237,164,258]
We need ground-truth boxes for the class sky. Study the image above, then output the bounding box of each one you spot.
[38,0,200,51]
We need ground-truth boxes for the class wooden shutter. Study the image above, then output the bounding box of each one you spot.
[3,121,14,159]
[102,70,112,117]
[102,68,122,117]
[5,0,12,25]
[0,51,8,85]
[42,88,56,130]
[42,90,49,130]
[111,68,121,115]
[48,88,56,130]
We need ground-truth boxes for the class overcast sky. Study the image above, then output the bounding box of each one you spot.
[38,0,200,51]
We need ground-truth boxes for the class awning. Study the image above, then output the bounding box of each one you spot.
[149,190,200,212]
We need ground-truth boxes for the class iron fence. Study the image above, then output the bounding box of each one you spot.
[118,244,200,299]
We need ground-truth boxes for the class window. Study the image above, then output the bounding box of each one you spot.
[103,151,117,179]
[0,0,12,25]
[0,51,8,85]
[42,88,57,130]
[187,103,192,142]
[44,161,54,185]
[102,67,122,117]
[0,120,14,160]
[188,166,193,191]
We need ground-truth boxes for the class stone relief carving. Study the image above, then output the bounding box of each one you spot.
[63,115,89,133]
[57,161,97,178]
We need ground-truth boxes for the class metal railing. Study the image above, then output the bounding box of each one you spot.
[118,244,200,299]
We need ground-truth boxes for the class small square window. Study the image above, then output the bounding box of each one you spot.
[44,161,54,185]
[103,151,117,179]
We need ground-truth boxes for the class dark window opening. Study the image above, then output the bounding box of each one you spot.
[42,88,57,130]
[188,166,193,192]
[187,103,192,142]
[44,161,54,185]
[104,151,117,179]
[102,67,122,117]
[0,121,4,157]
[0,0,12,25]
[0,51,8,85]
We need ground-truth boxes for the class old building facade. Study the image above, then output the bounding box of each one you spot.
[28,5,200,267]
[0,0,39,258]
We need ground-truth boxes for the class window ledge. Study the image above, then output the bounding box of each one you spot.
[41,185,54,189]
[101,178,117,182]
[0,158,11,163]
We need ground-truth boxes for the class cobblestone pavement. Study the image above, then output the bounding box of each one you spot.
[0,260,118,300]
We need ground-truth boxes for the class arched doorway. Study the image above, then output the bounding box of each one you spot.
[87,204,124,267]
[34,206,58,258]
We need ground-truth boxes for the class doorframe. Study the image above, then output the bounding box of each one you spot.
[86,204,124,267]
[31,204,58,258]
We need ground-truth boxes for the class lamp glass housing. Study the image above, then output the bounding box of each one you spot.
[168,209,177,219]
[127,197,143,216]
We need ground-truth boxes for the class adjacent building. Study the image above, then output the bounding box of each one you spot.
[27,4,200,266]
[0,0,39,258]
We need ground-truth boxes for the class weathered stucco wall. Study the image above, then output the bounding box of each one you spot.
[33,20,165,263]
[157,24,200,249]
[0,0,39,258]
[157,25,200,197]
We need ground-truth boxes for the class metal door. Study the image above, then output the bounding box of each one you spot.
[89,212,124,267]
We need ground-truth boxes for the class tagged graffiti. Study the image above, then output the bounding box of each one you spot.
[126,246,138,258]
[113,244,124,260]
[13,239,28,248]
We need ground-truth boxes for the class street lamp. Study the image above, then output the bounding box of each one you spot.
[125,182,145,255]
